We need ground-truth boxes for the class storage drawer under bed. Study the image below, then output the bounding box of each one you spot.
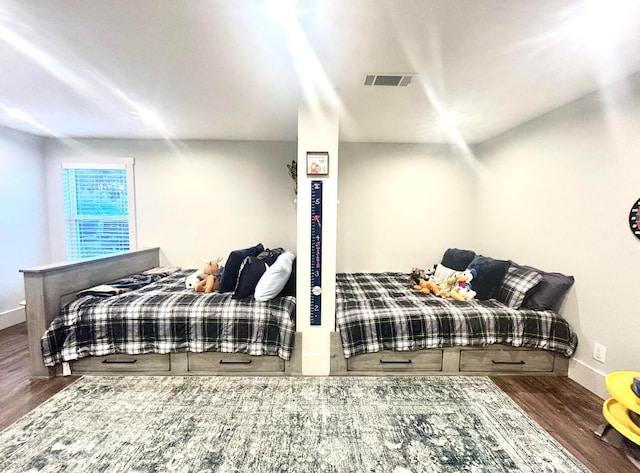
[71,353,171,373]
[187,352,285,373]
[459,348,555,373]
[347,349,443,372]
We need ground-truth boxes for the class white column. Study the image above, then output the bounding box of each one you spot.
[296,98,339,375]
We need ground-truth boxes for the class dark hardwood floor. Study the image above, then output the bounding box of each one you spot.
[492,376,638,473]
[0,322,78,432]
[0,322,636,472]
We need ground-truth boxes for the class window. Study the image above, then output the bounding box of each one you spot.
[62,160,136,260]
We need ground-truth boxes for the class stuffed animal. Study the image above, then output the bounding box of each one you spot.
[449,269,477,301]
[186,258,223,293]
[438,274,458,298]
[410,264,437,287]
[410,268,425,286]
[425,264,436,280]
[413,264,472,299]
[195,258,223,293]
[185,271,200,289]
[413,278,441,296]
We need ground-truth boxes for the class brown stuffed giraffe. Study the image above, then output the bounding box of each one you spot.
[194,258,223,293]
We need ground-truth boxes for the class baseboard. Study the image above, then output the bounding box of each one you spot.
[568,357,608,400]
[0,306,26,331]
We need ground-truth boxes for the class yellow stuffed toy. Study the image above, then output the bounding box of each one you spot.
[413,278,441,296]
[437,275,457,298]
[449,269,477,301]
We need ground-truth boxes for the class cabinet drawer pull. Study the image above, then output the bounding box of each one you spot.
[102,359,137,364]
[379,359,412,364]
[492,360,525,365]
[219,360,252,365]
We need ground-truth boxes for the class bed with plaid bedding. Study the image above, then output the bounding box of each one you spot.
[41,270,296,366]
[336,272,577,359]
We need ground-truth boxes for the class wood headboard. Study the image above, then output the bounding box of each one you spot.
[20,248,160,378]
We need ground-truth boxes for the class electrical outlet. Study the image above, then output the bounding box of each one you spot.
[593,343,607,364]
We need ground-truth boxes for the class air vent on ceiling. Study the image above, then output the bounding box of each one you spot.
[363,73,415,87]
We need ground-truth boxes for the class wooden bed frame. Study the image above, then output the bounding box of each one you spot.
[329,332,569,376]
[21,248,302,379]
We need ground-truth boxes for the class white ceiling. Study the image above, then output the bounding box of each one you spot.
[1,0,639,144]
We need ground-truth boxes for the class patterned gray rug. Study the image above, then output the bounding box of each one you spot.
[0,376,590,472]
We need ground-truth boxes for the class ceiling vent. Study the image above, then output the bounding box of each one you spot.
[363,74,415,87]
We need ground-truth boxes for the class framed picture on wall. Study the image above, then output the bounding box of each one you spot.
[306,151,329,176]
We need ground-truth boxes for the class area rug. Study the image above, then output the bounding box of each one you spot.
[0,376,590,472]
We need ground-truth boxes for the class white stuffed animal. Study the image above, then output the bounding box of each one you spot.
[185,270,201,289]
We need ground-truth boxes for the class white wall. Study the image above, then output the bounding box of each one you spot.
[337,142,476,272]
[474,73,640,397]
[0,125,47,327]
[43,138,297,268]
[296,96,340,375]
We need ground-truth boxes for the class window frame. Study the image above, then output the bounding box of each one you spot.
[61,158,137,260]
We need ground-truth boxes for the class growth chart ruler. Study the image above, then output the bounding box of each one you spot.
[310,180,322,326]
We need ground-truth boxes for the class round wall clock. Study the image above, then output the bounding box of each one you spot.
[630,198,640,239]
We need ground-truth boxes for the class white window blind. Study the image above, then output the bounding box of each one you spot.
[62,161,136,260]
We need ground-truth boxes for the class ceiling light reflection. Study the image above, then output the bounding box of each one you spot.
[0,23,90,94]
[265,0,338,111]
[562,0,640,53]
[0,102,57,135]
[6,107,30,122]
[133,108,165,130]
[0,18,179,144]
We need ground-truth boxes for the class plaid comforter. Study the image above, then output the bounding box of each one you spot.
[336,272,578,358]
[42,270,296,366]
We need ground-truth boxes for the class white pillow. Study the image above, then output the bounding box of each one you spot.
[433,263,460,285]
[254,251,296,301]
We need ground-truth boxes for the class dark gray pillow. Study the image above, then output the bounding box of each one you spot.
[441,248,476,271]
[467,255,511,300]
[219,243,264,293]
[520,265,575,311]
[232,249,282,299]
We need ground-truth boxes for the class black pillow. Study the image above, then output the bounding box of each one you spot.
[520,265,575,311]
[441,248,476,271]
[232,249,282,299]
[218,243,264,293]
[276,258,296,298]
[467,255,511,300]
